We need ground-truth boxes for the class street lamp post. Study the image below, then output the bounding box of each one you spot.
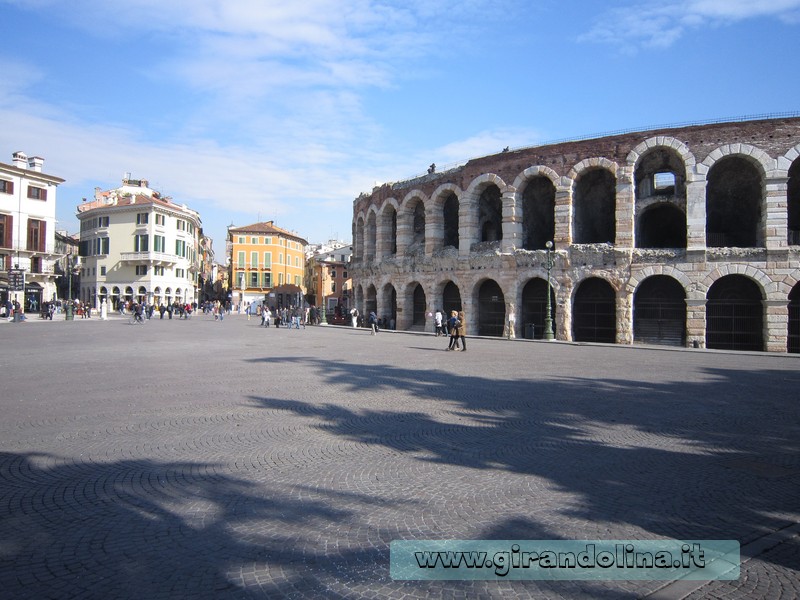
[543,241,555,341]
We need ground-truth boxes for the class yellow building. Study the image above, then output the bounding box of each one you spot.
[227,221,308,309]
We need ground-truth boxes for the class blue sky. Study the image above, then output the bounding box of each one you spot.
[2,0,799,255]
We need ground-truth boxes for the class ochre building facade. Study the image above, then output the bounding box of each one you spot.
[350,116,800,353]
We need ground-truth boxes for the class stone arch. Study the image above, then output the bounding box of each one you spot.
[380,282,397,328]
[572,276,617,343]
[519,276,556,339]
[787,149,800,245]
[353,214,365,261]
[430,184,462,251]
[365,283,378,317]
[365,208,378,261]
[471,277,506,337]
[632,275,687,346]
[627,264,694,296]
[706,274,764,351]
[378,199,399,257]
[699,264,776,299]
[704,153,766,248]
[637,203,687,248]
[462,174,511,250]
[517,169,557,250]
[404,280,427,328]
[400,191,428,255]
[789,282,800,353]
[571,163,617,244]
[626,136,696,175]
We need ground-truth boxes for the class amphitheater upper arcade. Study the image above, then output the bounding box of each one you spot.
[350,117,800,353]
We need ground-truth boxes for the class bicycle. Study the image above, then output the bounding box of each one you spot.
[129,312,146,325]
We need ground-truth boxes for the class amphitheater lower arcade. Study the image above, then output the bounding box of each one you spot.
[351,116,800,353]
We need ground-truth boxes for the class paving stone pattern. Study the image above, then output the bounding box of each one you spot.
[1,315,799,599]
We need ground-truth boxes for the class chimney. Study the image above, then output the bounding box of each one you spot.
[12,151,27,169]
[27,156,44,172]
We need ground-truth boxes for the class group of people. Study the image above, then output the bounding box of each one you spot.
[255,305,307,329]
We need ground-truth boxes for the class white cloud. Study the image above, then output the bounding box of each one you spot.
[581,0,800,49]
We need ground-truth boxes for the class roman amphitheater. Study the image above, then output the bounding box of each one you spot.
[350,114,800,353]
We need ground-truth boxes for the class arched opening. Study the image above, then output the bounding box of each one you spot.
[412,283,426,327]
[706,275,763,351]
[478,279,505,337]
[520,278,556,339]
[522,177,556,250]
[441,281,462,318]
[137,286,147,303]
[354,217,364,261]
[408,200,426,252]
[637,204,687,248]
[706,156,762,248]
[365,284,377,319]
[125,286,134,303]
[633,276,686,346]
[365,212,377,261]
[478,185,502,243]
[634,147,686,200]
[443,193,459,249]
[382,283,397,329]
[574,168,616,244]
[789,283,800,353]
[573,278,616,343]
[381,205,397,256]
[789,158,800,245]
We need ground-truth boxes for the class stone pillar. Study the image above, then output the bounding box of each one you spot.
[459,193,478,258]
[615,166,634,248]
[617,287,633,344]
[425,205,443,256]
[686,298,706,348]
[396,210,411,257]
[765,300,789,353]
[501,188,520,253]
[556,277,572,342]
[461,292,476,339]
[553,181,572,247]
[764,177,788,250]
[686,173,706,250]
[396,284,412,331]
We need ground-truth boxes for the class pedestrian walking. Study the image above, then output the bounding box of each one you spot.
[446,310,460,351]
[368,311,379,335]
[456,311,467,352]
[434,309,443,336]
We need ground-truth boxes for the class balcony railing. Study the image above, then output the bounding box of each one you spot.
[120,251,180,264]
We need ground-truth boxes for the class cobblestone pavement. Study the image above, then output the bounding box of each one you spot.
[1,314,799,599]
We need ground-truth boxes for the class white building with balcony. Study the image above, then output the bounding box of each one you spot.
[0,151,65,311]
[77,177,202,309]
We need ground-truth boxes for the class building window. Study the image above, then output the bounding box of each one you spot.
[155,214,166,226]
[263,272,271,287]
[0,180,13,194]
[175,239,186,257]
[251,251,258,269]
[136,213,149,225]
[0,214,10,248]
[294,275,301,286]
[263,252,271,267]
[134,234,149,252]
[238,236,245,244]
[154,235,166,253]
[278,253,283,264]
[250,272,258,287]
[154,266,165,276]
[251,237,258,244]
[27,219,45,252]
[237,251,245,268]
[331,281,336,293]
[265,237,272,245]
[135,265,148,275]
[100,266,107,276]
[176,268,185,278]
[343,270,347,278]
[99,216,109,227]
[278,273,284,285]
[27,186,47,201]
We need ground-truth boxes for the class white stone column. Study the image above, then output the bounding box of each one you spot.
[501,188,520,253]
[765,299,789,353]
[686,172,706,250]
[615,166,634,248]
[764,177,788,249]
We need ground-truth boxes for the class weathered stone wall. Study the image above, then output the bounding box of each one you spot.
[351,117,800,352]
